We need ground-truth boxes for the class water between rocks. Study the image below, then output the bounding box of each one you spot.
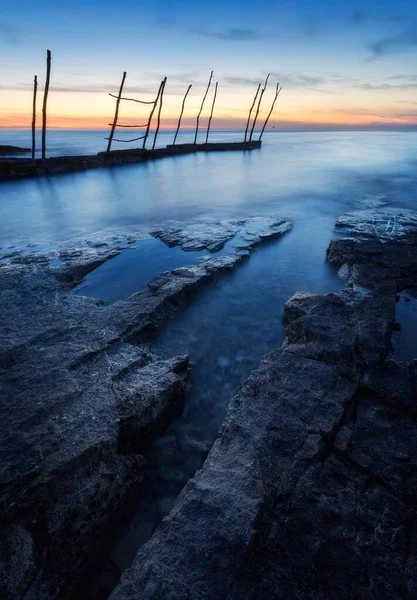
[75,214,340,599]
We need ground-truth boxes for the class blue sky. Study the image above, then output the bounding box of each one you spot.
[1,0,417,128]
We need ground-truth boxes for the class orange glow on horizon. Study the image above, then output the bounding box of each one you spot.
[1,113,416,130]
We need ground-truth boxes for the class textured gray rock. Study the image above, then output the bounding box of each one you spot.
[0,216,291,600]
[0,261,190,600]
[110,211,417,600]
[152,217,291,253]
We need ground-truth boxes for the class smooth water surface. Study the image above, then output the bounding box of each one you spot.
[73,237,208,304]
[1,131,417,249]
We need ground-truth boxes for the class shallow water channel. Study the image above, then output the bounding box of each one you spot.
[74,214,342,599]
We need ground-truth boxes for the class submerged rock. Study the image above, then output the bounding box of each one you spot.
[110,210,417,600]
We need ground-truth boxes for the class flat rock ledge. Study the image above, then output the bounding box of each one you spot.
[0,217,291,600]
[110,210,417,600]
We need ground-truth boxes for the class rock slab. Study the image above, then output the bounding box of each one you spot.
[110,211,417,600]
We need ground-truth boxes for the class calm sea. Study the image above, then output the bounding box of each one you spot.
[1,128,417,248]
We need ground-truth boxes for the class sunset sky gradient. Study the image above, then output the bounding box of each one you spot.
[1,0,417,130]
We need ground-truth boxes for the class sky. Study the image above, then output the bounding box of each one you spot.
[1,0,417,130]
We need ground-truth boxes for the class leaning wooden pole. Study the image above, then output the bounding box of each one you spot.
[249,73,269,143]
[41,50,51,162]
[259,83,282,141]
[205,81,218,144]
[193,71,213,144]
[173,84,192,145]
[107,71,126,153]
[143,79,165,150]
[31,75,38,163]
[152,77,167,150]
[244,83,260,143]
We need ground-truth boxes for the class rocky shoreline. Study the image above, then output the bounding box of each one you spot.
[0,217,290,600]
[1,210,417,599]
[110,210,417,600]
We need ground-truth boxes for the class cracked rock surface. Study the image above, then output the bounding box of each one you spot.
[151,217,291,253]
[0,217,291,600]
[110,211,417,600]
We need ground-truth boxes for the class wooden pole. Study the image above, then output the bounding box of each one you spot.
[173,84,192,145]
[107,71,126,153]
[244,83,260,143]
[42,50,51,162]
[143,79,165,150]
[31,75,38,163]
[193,71,213,145]
[205,81,218,144]
[249,73,269,143]
[152,77,167,150]
[258,83,282,141]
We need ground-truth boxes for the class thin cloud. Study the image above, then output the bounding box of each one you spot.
[348,12,369,25]
[193,27,263,41]
[0,23,19,43]
[0,79,194,96]
[356,74,417,90]
[225,73,325,89]
[370,28,417,57]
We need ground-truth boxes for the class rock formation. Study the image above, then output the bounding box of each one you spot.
[0,217,290,600]
[110,210,417,600]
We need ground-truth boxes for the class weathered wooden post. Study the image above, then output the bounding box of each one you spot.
[249,73,269,143]
[42,50,51,162]
[152,77,167,150]
[143,79,165,150]
[205,81,218,144]
[193,71,213,145]
[173,84,192,145]
[107,71,127,153]
[31,75,38,163]
[244,83,260,143]
[258,83,282,141]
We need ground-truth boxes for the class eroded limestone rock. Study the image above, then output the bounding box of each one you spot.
[0,216,291,600]
[152,217,291,253]
[110,211,417,600]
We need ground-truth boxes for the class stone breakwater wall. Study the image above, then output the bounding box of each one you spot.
[0,141,261,181]
[110,210,417,600]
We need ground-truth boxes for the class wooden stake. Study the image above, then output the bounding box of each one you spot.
[143,79,165,150]
[173,84,192,145]
[244,83,260,143]
[205,81,218,144]
[249,73,269,143]
[258,83,282,141]
[42,50,51,162]
[107,71,127,153]
[193,71,213,145]
[152,77,167,150]
[31,75,38,163]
